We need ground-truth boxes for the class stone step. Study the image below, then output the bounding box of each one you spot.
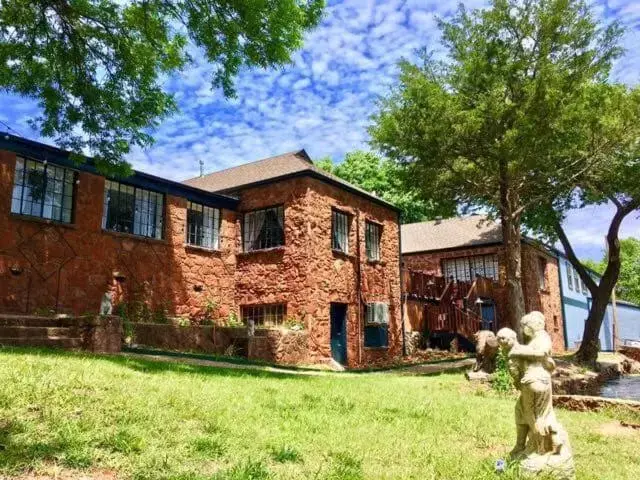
[0,315,83,328]
[0,326,79,338]
[0,337,84,349]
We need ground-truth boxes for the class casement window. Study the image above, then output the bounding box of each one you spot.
[241,304,286,327]
[186,201,220,249]
[364,302,389,348]
[102,180,164,239]
[566,262,573,291]
[538,257,547,290]
[365,221,381,261]
[332,210,350,253]
[243,205,284,251]
[11,157,75,223]
[442,254,499,282]
[572,268,581,296]
[581,276,588,295]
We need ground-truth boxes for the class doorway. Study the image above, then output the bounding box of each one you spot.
[330,303,348,365]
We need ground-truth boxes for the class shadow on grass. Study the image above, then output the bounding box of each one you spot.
[0,346,313,381]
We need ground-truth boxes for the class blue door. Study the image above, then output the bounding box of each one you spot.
[330,303,347,365]
[481,301,496,331]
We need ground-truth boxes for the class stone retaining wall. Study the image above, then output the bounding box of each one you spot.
[620,346,640,363]
[131,322,311,365]
[554,394,640,413]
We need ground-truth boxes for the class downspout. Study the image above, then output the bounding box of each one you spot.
[557,255,569,351]
[398,211,406,356]
[356,209,363,366]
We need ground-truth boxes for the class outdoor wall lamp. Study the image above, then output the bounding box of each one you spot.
[9,265,23,276]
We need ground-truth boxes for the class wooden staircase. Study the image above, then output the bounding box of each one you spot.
[402,269,499,350]
[0,315,84,349]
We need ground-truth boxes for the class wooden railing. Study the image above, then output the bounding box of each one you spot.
[425,301,483,339]
[401,269,447,300]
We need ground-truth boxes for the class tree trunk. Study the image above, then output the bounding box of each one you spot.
[502,214,526,337]
[554,199,638,365]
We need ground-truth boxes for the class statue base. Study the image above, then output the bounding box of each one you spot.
[519,450,575,480]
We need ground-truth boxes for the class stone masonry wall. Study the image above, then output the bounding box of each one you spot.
[0,150,236,320]
[233,176,402,368]
[402,243,565,352]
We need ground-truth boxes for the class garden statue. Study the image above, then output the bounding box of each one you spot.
[466,330,499,380]
[100,290,113,316]
[496,312,575,479]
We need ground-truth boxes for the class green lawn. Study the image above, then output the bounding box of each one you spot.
[0,348,638,480]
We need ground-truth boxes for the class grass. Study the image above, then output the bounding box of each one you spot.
[0,348,638,480]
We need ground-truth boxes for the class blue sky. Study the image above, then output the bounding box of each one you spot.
[1,0,639,260]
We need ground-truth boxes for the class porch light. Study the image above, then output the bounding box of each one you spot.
[475,298,484,305]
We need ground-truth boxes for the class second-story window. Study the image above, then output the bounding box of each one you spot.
[11,157,76,223]
[332,210,350,253]
[102,180,164,239]
[566,262,573,291]
[365,221,381,261]
[243,205,284,251]
[187,202,220,249]
[538,257,547,290]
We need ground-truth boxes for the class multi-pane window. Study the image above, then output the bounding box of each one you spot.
[332,210,350,253]
[187,202,220,249]
[243,205,284,251]
[581,275,588,295]
[442,254,499,282]
[241,304,286,327]
[364,302,389,348]
[365,221,381,261]
[566,262,574,291]
[11,157,75,223]
[102,180,164,239]
[538,257,547,290]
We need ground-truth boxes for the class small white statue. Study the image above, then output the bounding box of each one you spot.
[100,290,113,316]
[497,312,575,479]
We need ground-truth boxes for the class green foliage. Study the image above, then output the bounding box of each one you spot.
[284,315,306,330]
[227,311,242,327]
[491,349,514,394]
[583,238,640,305]
[0,0,324,175]
[271,444,302,463]
[317,151,453,223]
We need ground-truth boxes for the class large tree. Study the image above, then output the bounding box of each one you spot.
[0,0,324,175]
[370,0,624,335]
[316,150,454,223]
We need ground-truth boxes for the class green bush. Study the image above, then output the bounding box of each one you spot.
[491,349,514,394]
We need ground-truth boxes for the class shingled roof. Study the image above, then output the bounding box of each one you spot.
[401,215,503,254]
[182,150,399,211]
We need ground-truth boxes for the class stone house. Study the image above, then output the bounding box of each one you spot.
[0,135,401,368]
[401,216,565,352]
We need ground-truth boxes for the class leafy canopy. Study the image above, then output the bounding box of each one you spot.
[584,238,640,306]
[0,0,324,175]
[316,150,453,223]
[370,0,624,220]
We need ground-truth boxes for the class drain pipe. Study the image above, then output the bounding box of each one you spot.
[356,209,363,366]
[398,211,406,356]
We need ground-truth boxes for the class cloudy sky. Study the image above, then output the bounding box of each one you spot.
[1,0,639,260]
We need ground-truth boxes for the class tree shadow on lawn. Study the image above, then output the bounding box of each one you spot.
[0,347,313,381]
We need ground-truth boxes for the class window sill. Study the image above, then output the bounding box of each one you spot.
[237,246,285,256]
[10,213,77,229]
[366,259,385,266]
[364,345,389,350]
[332,249,355,260]
[184,244,221,254]
[101,229,166,244]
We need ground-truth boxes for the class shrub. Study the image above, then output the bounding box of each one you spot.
[491,349,514,394]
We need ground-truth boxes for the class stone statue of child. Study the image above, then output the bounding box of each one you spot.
[497,312,574,479]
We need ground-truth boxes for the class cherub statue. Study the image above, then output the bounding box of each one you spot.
[466,330,499,381]
[497,312,574,479]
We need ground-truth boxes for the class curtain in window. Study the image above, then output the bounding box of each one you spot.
[244,209,267,251]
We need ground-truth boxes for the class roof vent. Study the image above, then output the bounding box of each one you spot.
[435,216,443,225]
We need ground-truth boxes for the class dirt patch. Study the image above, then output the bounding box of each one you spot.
[15,470,117,480]
[598,421,640,438]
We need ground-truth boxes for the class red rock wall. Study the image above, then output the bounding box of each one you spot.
[0,150,237,320]
[402,243,565,351]
[232,177,402,368]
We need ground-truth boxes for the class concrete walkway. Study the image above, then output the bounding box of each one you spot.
[120,351,475,377]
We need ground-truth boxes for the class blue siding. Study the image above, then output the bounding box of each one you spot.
[556,253,640,350]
